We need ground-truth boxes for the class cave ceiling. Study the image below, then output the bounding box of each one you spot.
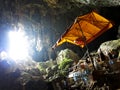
[0,0,120,61]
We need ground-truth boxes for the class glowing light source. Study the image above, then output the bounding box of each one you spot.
[0,51,8,60]
[8,30,29,60]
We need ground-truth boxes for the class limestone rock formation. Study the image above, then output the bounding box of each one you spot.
[98,39,120,56]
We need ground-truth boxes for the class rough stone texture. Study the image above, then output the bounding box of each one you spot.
[44,0,120,8]
[91,0,120,6]
[98,39,120,56]
[42,0,120,15]
[56,49,79,64]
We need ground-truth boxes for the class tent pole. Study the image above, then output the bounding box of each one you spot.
[77,21,96,70]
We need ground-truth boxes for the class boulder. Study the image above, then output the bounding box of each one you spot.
[98,39,120,57]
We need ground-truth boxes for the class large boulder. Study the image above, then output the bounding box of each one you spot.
[98,39,120,57]
[56,49,79,64]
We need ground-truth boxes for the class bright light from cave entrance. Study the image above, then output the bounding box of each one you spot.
[8,30,29,60]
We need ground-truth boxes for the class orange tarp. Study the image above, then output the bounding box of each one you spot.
[52,11,113,49]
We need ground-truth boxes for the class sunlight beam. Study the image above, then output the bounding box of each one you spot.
[8,30,29,60]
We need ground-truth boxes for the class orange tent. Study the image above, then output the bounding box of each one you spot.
[52,11,113,49]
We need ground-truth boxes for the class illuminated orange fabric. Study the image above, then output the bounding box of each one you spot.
[52,11,113,49]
